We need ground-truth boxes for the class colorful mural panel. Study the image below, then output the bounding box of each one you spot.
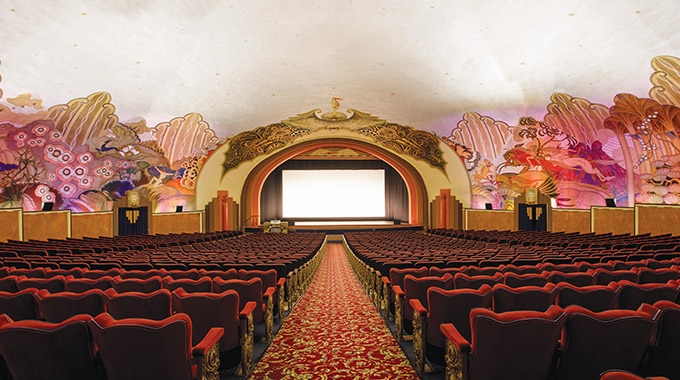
[0,64,226,212]
[444,55,680,210]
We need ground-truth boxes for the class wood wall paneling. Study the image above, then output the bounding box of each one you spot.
[551,209,590,234]
[23,210,71,241]
[0,209,23,242]
[71,212,113,239]
[590,207,634,235]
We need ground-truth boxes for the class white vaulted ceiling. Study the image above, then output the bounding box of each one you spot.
[1,0,679,137]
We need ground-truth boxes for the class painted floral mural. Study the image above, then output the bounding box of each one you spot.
[2,55,680,213]
[443,55,680,210]
[0,85,226,212]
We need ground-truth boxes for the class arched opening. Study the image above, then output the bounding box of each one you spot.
[241,138,429,226]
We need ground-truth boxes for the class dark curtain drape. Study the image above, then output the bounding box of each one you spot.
[260,159,409,222]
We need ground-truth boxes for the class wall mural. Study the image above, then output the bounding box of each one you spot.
[443,55,680,210]
[1,55,680,213]
[0,73,226,212]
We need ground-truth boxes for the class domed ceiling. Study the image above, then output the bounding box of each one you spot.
[1,0,679,136]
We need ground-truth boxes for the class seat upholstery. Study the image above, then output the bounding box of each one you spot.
[171,288,256,372]
[16,275,66,293]
[112,275,162,293]
[397,274,454,340]
[35,289,104,322]
[88,312,223,380]
[556,305,658,380]
[162,276,212,293]
[0,288,39,321]
[503,272,549,288]
[617,280,679,310]
[102,288,172,320]
[492,283,557,313]
[65,275,113,292]
[440,305,566,380]
[644,300,680,379]
[454,272,503,289]
[556,283,619,311]
[410,284,493,372]
[0,314,103,380]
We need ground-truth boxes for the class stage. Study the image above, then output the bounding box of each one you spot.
[244,222,424,234]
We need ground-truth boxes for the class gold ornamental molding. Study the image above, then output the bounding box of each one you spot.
[221,99,447,174]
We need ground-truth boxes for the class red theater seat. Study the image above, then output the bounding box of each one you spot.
[88,313,223,380]
[556,305,658,380]
[102,288,171,320]
[410,284,493,372]
[238,269,286,321]
[503,272,549,288]
[454,272,503,289]
[65,275,113,292]
[617,281,679,310]
[16,275,66,293]
[35,289,104,322]
[198,268,237,280]
[159,268,200,280]
[170,289,255,372]
[635,268,680,285]
[397,274,454,340]
[440,305,565,380]
[547,271,595,287]
[162,276,212,293]
[83,269,121,280]
[644,301,680,379]
[112,275,162,293]
[0,288,39,321]
[492,283,557,313]
[0,314,103,380]
[592,269,640,285]
[119,269,160,280]
[556,283,620,312]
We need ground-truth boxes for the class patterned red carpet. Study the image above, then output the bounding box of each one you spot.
[249,243,419,379]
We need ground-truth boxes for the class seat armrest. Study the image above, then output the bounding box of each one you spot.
[239,301,257,320]
[410,299,428,316]
[276,277,286,287]
[381,276,391,286]
[192,327,224,357]
[440,323,471,353]
[638,303,661,318]
[263,286,276,299]
[392,285,404,297]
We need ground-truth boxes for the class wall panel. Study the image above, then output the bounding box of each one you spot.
[152,212,204,235]
[71,212,113,239]
[465,210,514,231]
[552,209,590,234]
[635,204,680,236]
[23,210,71,241]
[591,207,634,235]
[0,209,23,242]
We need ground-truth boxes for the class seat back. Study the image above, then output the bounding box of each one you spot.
[388,267,428,299]
[503,272,549,288]
[593,269,639,285]
[162,276,212,293]
[102,288,172,320]
[171,289,241,352]
[65,276,113,292]
[547,271,594,287]
[158,269,199,280]
[82,269,121,280]
[492,283,557,313]
[0,314,102,380]
[112,276,162,293]
[198,268,237,280]
[617,281,679,310]
[468,305,565,380]
[454,272,503,289]
[238,269,277,294]
[426,285,493,349]
[16,275,66,293]
[644,300,680,379]
[0,276,18,293]
[0,289,39,321]
[636,268,680,284]
[403,274,454,321]
[556,305,657,380]
[35,289,104,322]
[89,313,193,380]
[213,277,264,323]
[119,269,160,280]
[556,283,619,312]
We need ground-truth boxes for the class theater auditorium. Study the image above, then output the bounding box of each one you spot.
[0,1,680,379]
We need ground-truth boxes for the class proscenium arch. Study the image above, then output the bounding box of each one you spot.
[241,138,429,226]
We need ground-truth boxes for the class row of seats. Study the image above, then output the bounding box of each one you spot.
[345,238,680,380]
[0,312,228,380]
[0,232,324,276]
[346,230,680,272]
[437,301,679,380]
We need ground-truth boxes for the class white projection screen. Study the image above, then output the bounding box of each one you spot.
[282,169,385,218]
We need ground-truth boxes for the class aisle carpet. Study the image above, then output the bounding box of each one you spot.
[249,243,419,379]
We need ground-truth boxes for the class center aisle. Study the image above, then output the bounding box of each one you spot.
[249,243,419,379]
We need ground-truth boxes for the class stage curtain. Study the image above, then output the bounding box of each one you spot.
[260,159,408,222]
